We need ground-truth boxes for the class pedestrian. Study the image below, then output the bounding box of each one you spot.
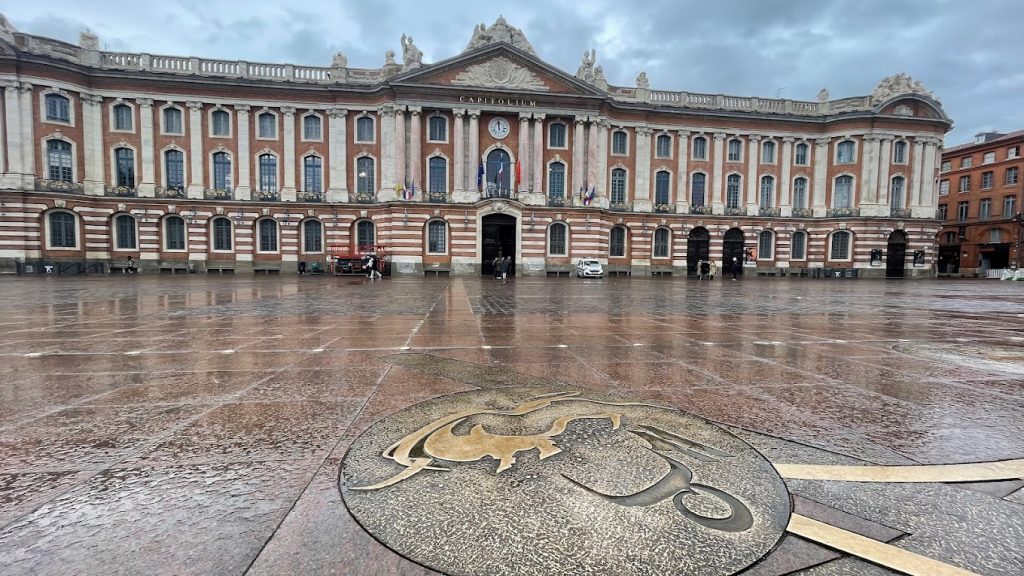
[709,260,717,281]
[127,256,136,274]
[696,259,704,280]
[731,256,739,280]
[298,261,307,275]
[700,260,710,280]
[374,255,384,279]
[500,256,509,279]
[365,255,375,279]
[493,256,501,279]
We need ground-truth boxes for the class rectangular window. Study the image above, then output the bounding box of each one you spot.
[549,225,566,255]
[957,201,969,222]
[726,175,741,208]
[428,223,446,253]
[727,140,742,162]
[166,151,184,188]
[549,124,567,148]
[981,171,993,189]
[792,178,808,209]
[794,144,808,165]
[258,114,276,138]
[980,198,992,220]
[1009,146,1020,159]
[830,233,850,260]
[961,157,972,168]
[304,157,322,193]
[655,135,671,158]
[213,220,232,251]
[937,204,948,220]
[116,216,136,250]
[611,131,627,155]
[940,160,951,172]
[692,137,707,160]
[212,110,231,136]
[1007,167,1019,185]
[1005,196,1016,217]
[304,223,322,253]
[303,116,321,140]
[983,152,995,164]
[959,175,970,193]
[114,105,133,131]
[761,141,775,164]
[428,117,447,142]
[791,233,806,260]
[758,233,773,259]
[938,179,949,196]
[836,141,855,164]
[356,117,374,142]
[45,95,71,122]
[163,108,183,134]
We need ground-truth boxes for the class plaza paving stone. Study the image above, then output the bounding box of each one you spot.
[0,274,1021,575]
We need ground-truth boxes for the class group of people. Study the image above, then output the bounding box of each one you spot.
[364,254,385,279]
[492,256,512,279]
[695,259,718,280]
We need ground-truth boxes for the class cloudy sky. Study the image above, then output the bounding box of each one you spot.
[4,0,1022,144]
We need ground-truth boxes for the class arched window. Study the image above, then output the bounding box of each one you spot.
[758,230,774,259]
[428,116,447,142]
[726,174,741,208]
[427,220,446,253]
[114,214,136,250]
[211,217,232,251]
[257,219,278,252]
[258,112,276,138]
[49,211,76,248]
[759,175,775,208]
[113,103,133,131]
[727,139,742,162]
[610,168,627,204]
[893,140,908,164]
[548,162,565,197]
[548,122,567,148]
[609,226,627,257]
[791,231,807,260]
[303,115,321,140]
[258,154,277,192]
[356,220,375,250]
[165,149,184,189]
[654,171,670,205]
[303,220,322,253]
[691,173,706,206]
[163,107,183,135]
[612,130,627,155]
[45,94,70,122]
[304,155,323,193]
[211,109,230,136]
[47,140,73,182]
[164,216,186,251]
[356,157,375,193]
[836,140,855,164]
[548,222,567,256]
[115,148,135,187]
[655,134,672,158]
[761,141,776,163]
[692,136,708,160]
[428,157,446,192]
[830,231,852,260]
[356,116,375,142]
[793,177,808,210]
[654,228,670,258]
[794,142,809,165]
[890,176,905,210]
[213,152,231,190]
[833,175,853,208]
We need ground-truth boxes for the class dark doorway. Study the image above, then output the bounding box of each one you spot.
[482,213,517,275]
[485,149,512,198]
[722,228,745,277]
[937,245,960,274]
[687,227,710,277]
[886,230,907,278]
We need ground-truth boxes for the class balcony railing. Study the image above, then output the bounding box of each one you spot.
[826,207,861,217]
[155,186,186,199]
[724,206,747,216]
[298,190,324,202]
[483,185,516,200]
[791,208,814,218]
[654,203,676,214]
[609,201,633,212]
[34,178,83,194]
[759,207,781,217]
[689,204,713,215]
[204,187,234,200]
[105,185,137,197]
[547,195,566,207]
[425,191,450,203]
[256,189,280,201]
[890,208,911,218]
[354,191,378,204]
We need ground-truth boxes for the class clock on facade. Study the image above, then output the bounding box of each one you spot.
[488,117,511,139]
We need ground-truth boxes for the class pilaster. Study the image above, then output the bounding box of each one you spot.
[81,93,105,195]
[910,137,925,210]
[1,82,22,188]
[186,101,204,198]
[281,106,296,201]
[378,106,397,200]
[135,98,156,197]
[914,137,939,218]
[633,126,652,212]
[876,136,894,211]
[859,134,880,207]
[327,108,348,202]
[17,83,34,189]
[812,137,830,217]
[395,106,406,190]
[467,109,480,200]
[571,115,586,197]
[452,108,465,198]
[408,107,421,198]
[532,113,545,197]
[518,113,531,193]
[745,135,761,213]
[234,105,251,200]
[675,130,690,213]
[780,137,794,216]
[711,133,726,213]
[595,120,608,206]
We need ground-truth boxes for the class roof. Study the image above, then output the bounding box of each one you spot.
[944,129,1024,154]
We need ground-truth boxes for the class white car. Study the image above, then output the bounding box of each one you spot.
[576,259,604,278]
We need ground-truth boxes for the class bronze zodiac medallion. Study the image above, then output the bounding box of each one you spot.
[340,388,790,576]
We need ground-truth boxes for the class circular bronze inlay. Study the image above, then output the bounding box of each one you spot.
[340,387,790,576]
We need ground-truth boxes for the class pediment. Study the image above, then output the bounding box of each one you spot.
[389,43,605,97]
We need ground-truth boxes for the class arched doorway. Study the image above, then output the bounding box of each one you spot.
[722,228,745,276]
[686,227,709,277]
[886,230,907,278]
[485,149,512,197]
[481,213,517,275]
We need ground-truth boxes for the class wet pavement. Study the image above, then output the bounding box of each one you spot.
[0,275,1022,575]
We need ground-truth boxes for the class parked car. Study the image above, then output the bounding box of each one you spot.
[576,259,604,278]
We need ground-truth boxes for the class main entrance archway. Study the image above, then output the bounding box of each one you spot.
[723,228,745,277]
[481,213,517,276]
[485,149,512,198]
[886,230,907,278]
[686,227,710,277]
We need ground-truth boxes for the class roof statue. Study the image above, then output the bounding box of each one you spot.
[872,73,933,104]
[576,49,597,83]
[636,71,649,90]
[401,34,423,70]
[384,49,396,66]
[0,13,16,43]
[464,16,537,55]
[331,51,348,68]
[817,88,829,102]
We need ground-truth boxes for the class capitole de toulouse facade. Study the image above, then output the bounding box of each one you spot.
[0,16,952,277]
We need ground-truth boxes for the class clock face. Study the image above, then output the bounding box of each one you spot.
[488,117,511,139]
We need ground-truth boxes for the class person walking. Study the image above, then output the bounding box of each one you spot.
[373,255,384,279]
[500,256,509,279]
[696,259,704,280]
[731,256,739,280]
[365,255,375,279]
[493,256,501,279]
[700,260,710,281]
[709,260,717,281]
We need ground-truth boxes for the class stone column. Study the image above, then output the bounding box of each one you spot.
[1,83,21,188]
[596,120,608,206]
[408,107,422,198]
[17,83,34,189]
[134,99,156,196]
[281,106,296,201]
[711,132,726,213]
[571,115,586,198]
[452,109,465,198]
[915,137,938,218]
[586,118,599,191]
[518,113,531,193]
[910,137,925,209]
[633,127,652,212]
[233,105,251,200]
[780,137,794,216]
[395,106,406,191]
[80,94,104,195]
[327,108,348,202]
[859,135,880,210]
[745,135,760,213]
[532,113,545,195]
[468,109,481,198]
[378,106,396,200]
[186,101,204,198]
[812,137,830,216]
[877,136,893,209]
[675,130,690,212]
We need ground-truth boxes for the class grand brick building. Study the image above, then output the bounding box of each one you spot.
[935,130,1023,276]
[0,16,952,277]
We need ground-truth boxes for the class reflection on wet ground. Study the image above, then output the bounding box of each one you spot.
[0,275,1022,575]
